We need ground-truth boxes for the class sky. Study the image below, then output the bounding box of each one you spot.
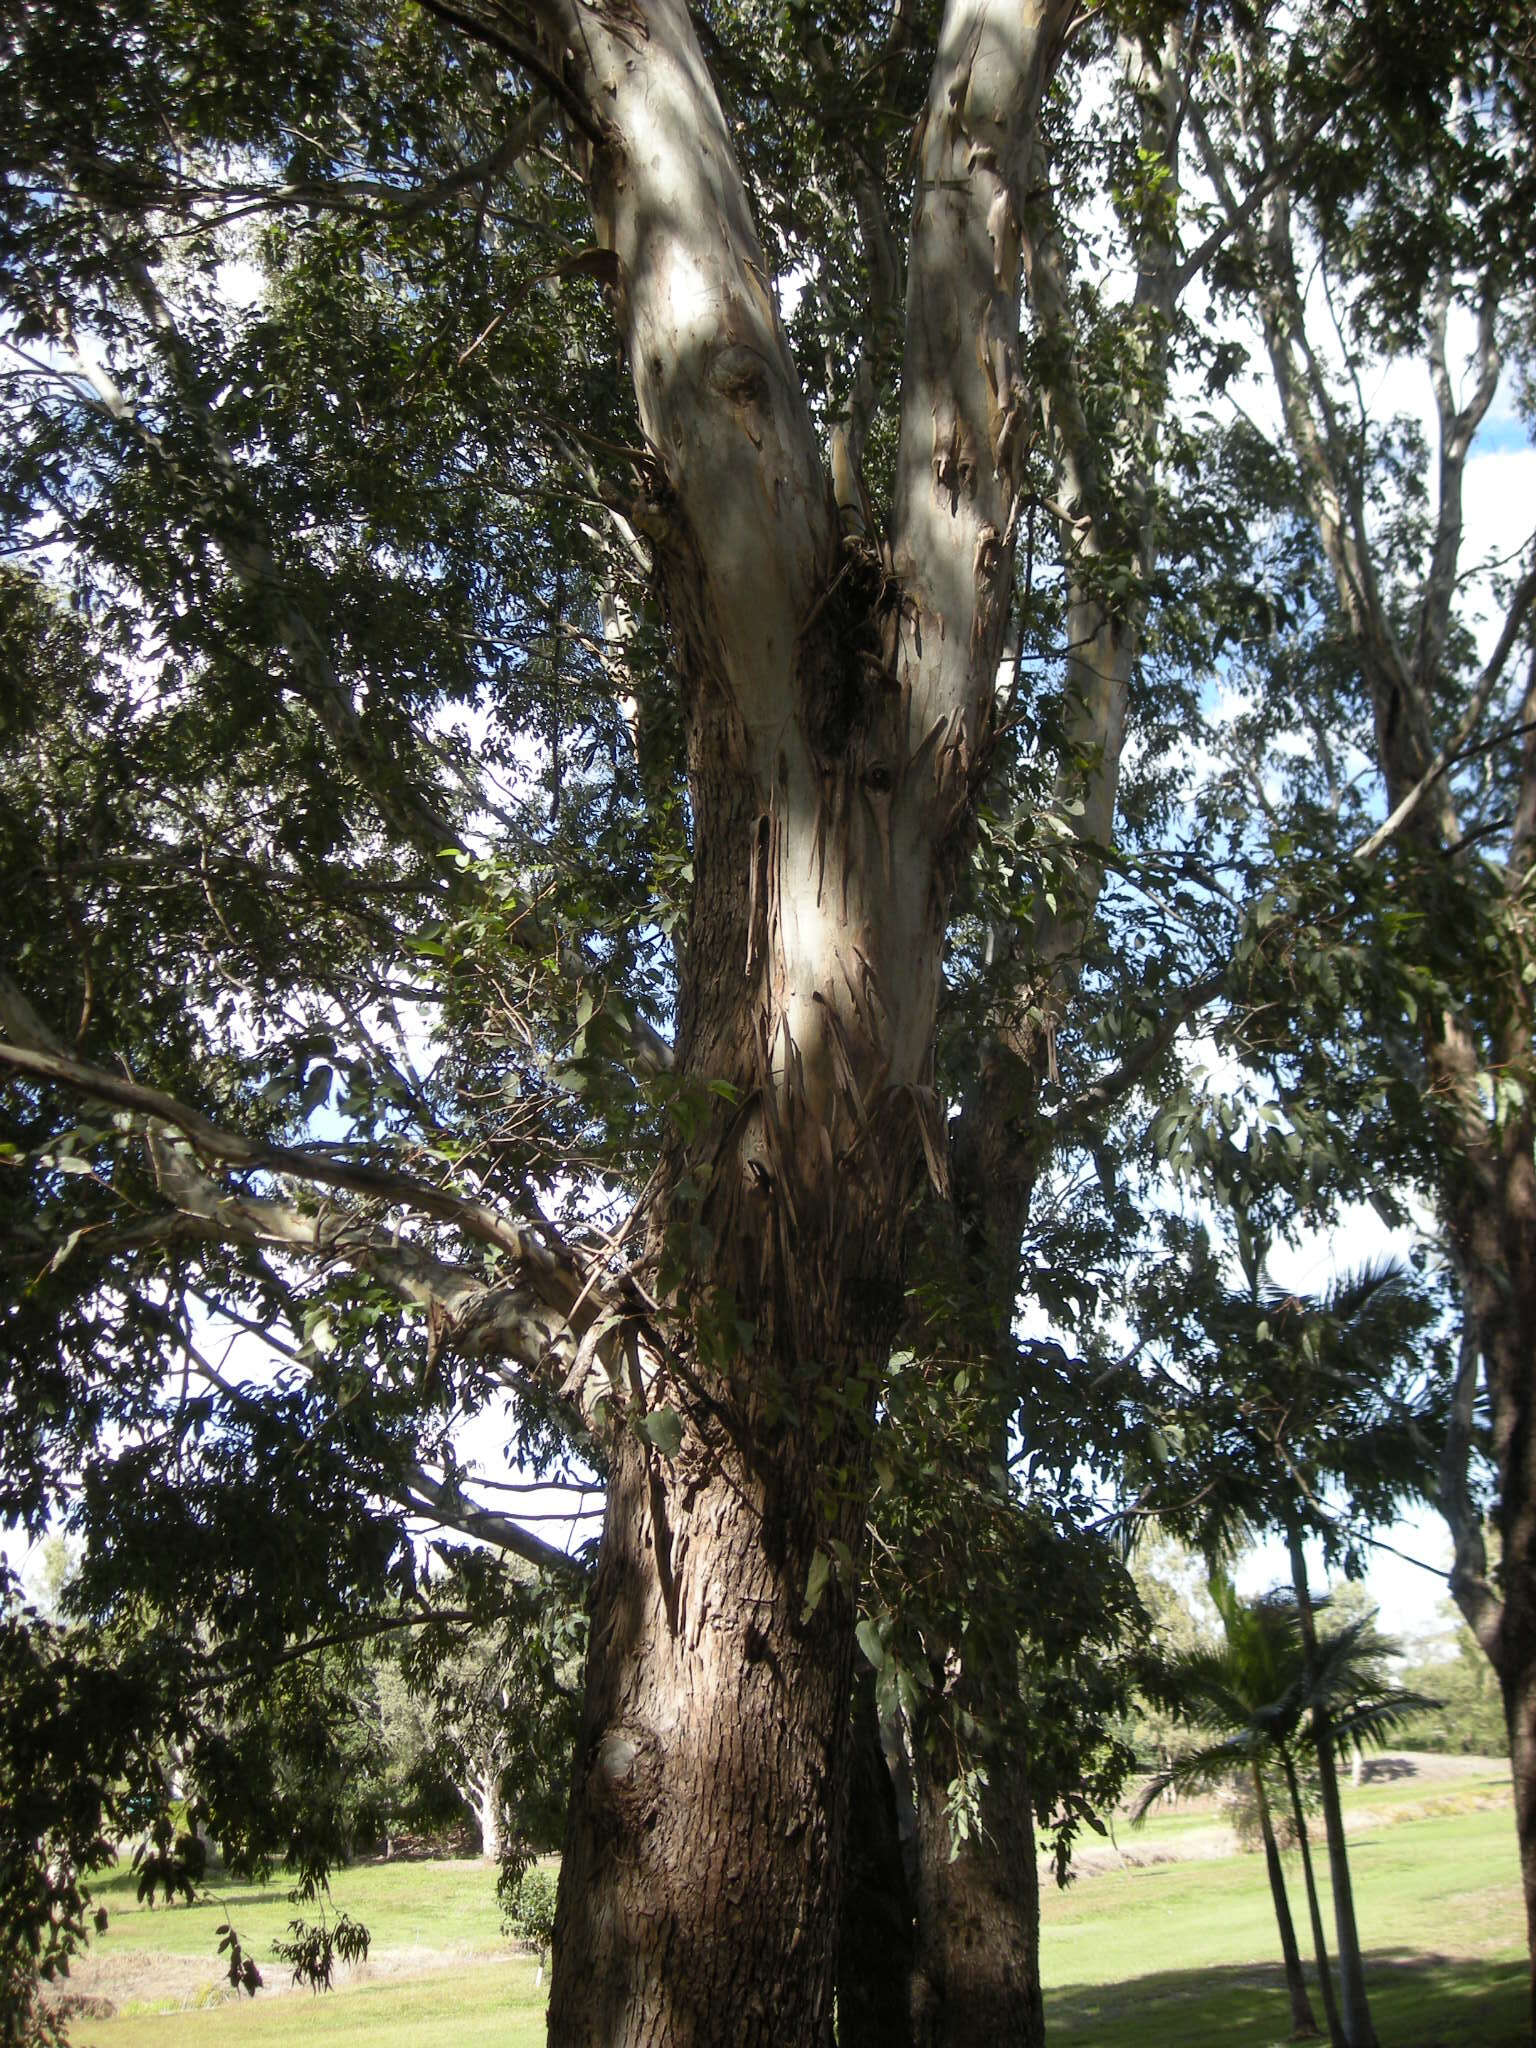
[1235,1506,1455,1652]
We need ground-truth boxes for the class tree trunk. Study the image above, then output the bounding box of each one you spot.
[474,1775,503,1866]
[1476,1250,1536,2033]
[1246,132,1536,2021]
[873,17,1182,2034]
[907,1691,1044,2048]
[1288,1537,1375,2048]
[1253,1759,1318,2040]
[1281,1753,1343,2048]
[1447,1132,1536,2032]
[530,0,1062,2036]
[550,1411,871,2047]
[1505,1624,1536,2043]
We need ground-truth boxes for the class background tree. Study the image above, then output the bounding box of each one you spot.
[1165,2,1536,2006]
[1121,1228,1446,2048]
[1397,1605,1512,1757]
[394,1558,580,1871]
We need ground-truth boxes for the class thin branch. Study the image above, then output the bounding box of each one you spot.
[412,0,606,143]
[1353,558,1536,862]
[404,1466,588,1576]
[1167,98,1334,296]
[186,1608,483,1692]
[1052,970,1226,1133]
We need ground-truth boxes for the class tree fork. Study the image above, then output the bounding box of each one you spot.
[530,0,1072,2031]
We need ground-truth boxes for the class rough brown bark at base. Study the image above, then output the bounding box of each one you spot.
[1440,1132,1536,2032]
[1506,1651,1536,2039]
[1484,1224,1536,2038]
[549,1420,863,2048]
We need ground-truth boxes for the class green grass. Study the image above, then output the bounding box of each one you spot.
[82,1857,512,1963]
[1040,1955,1528,2048]
[65,1786,1524,2047]
[1040,1806,1525,2047]
[1052,1809,1522,1975]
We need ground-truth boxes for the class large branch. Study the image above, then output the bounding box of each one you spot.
[1437,1294,1504,1662]
[932,15,1190,1343]
[1353,557,1536,862]
[404,1467,589,1577]
[529,0,831,738]
[0,1037,581,1311]
[1016,22,1185,987]
[892,0,1071,734]
[1190,62,1455,845]
[1414,269,1504,693]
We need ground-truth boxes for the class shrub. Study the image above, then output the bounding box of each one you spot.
[504,1863,559,1980]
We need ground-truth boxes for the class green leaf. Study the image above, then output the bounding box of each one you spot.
[855,1618,886,1670]
[801,1549,830,1622]
[640,1407,684,1458]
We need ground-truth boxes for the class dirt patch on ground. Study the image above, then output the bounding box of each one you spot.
[1354,1750,1510,1784]
[1066,1822,1242,1879]
[41,1938,523,2019]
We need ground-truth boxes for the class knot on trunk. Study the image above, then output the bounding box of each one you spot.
[587,1723,660,1835]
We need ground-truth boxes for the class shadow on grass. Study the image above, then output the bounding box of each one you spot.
[89,1865,291,1913]
[1044,1950,1528,2048]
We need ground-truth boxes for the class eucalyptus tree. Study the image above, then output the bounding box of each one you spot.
[3,1,1526,2044]
[390,1567,580,1867]
[0,0,1210,2039]
[1165,2,1536,2007]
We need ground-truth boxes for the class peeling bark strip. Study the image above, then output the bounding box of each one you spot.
[470,0,1080,2040]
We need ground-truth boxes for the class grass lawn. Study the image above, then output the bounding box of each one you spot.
[67,1858,544,2046]
[75,1968,548,2048]
[66,1769,1523,2047]
[80,1856,512,1962]
[1040,1806,1526,2047]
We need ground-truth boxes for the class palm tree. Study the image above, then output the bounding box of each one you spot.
[1135,1586,1326,2042]
[1259,1261,1441,2048]
[1128,1234,1446,2048]
[1134,1580,1438,2048]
